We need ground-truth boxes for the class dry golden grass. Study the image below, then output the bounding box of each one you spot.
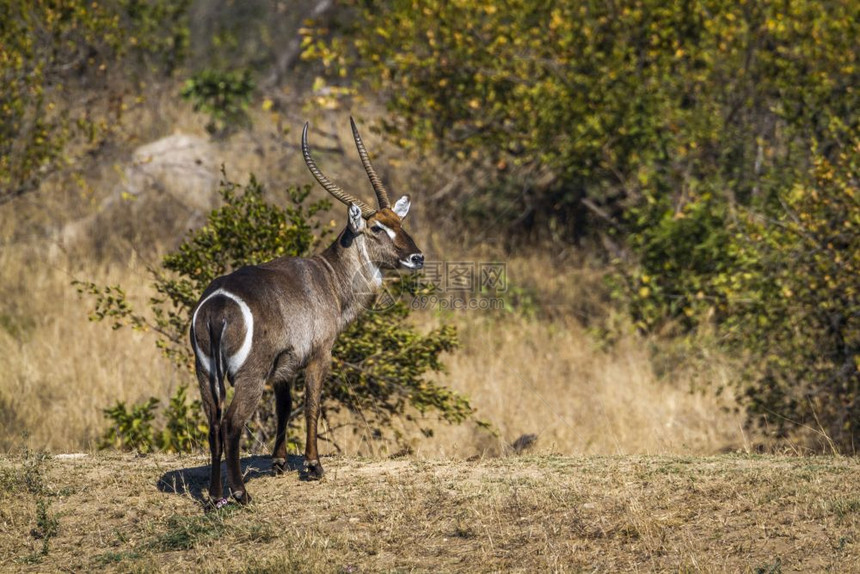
[422,311,742,458]
[0,241,743,456]
[1,450,859,572]
[0,246,181,452]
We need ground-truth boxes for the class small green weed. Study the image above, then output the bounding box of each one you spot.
[94,550,142,566]
[31,498,60,555]
[158,507,237,551]
[7,444,61,563]
[753,558,782,574]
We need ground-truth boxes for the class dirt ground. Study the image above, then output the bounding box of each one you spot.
[1,451,859,572]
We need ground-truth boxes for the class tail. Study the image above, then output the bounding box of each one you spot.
[208,319,228,427]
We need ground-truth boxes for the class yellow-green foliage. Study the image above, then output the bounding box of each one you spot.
[314,0,857,238]
[617,142,860,449]
[0,0,190,204]
[0,0,120,202]
[309,0,860,449]
[722,144,860,449]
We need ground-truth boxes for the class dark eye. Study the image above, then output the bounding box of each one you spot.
[371,226,383,234]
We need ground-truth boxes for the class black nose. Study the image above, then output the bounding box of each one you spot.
[410,253,424,268]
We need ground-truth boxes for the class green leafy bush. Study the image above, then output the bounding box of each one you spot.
[180,69,255,136]
[80,173,473,453]
[100,397,158,453]
[614,188,736,334]
[1,0,120,204]
[100,384,207,453]
[159,384,209,453]
[616,140,860,450]
[720,143,860,450]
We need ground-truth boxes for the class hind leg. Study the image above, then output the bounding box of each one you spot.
[195,370,224,502]
[222,373,266,504]
[207,419,224,502]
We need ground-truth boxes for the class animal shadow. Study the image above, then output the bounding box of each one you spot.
[157,454,304,504]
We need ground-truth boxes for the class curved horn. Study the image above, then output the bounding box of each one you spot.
[350,116,391,209]
[302,122,376,217]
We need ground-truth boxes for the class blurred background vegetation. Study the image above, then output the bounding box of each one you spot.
[1,0,857,455]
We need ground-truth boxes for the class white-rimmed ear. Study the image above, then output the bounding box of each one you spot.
[348,204,365,233]
[393,195,411,219]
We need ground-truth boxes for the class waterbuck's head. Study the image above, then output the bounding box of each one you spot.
[302,118,424,272]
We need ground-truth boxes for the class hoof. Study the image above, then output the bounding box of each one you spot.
[232,490,252,505]
[304,459,325,481]
[272,457,287,475]
[204,497,231,513]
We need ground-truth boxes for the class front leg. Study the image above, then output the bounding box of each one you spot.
[271,378,293,475]
[303,350,331,480]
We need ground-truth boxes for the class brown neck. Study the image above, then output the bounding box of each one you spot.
[316,228,381,327]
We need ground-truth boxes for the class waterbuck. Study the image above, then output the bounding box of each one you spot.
[189,118,424,505]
